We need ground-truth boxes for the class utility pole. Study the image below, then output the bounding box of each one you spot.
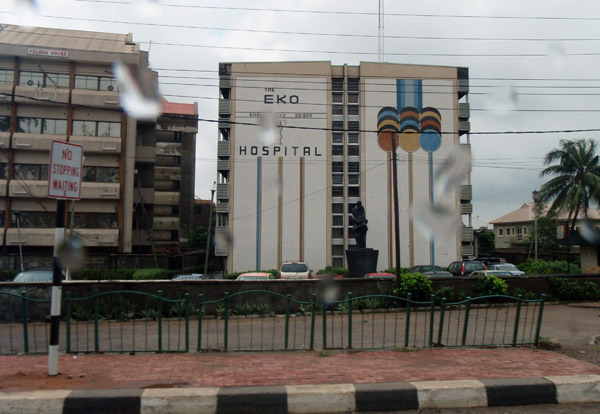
[204,182,216,275]
[14,211,24,272]
[378,0,385,62]
[532,190,539,274]
[391,135,401,285]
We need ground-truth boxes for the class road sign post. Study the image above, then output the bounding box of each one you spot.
[47,141,83,376]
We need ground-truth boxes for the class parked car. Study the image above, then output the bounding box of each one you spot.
[469,270,513,277]
[447,260,486,276]
[364,272,395,279]
[409,265,453,277]
[12,270,54,283]
[487,263,525,276]
[173,274,204,281]
[476,257,507,267]
[278,261,312,279]
[236,272,272,281]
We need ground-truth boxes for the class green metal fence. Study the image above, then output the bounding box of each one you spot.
[0,290,546,354]
[0,291,51,354]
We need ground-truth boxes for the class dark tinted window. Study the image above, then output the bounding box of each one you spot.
[281,263,308,272]
[464,262,484,273]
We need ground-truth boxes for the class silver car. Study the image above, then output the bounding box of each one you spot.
[488,263,525,276]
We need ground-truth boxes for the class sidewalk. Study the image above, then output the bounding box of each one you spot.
[0,348,599,412]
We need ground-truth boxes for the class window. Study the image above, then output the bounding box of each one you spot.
[332,162,344,173]
[498,228,503,237]
[332,203,344,214]
[333,215,344,226]
[348,162,360,173]
[348,105,360,115]
[14,164,48,181]
[332,78,344,91]
[82,166,119,183]
[332,245,344,256]
[73,120,121,137]
[511,227,516,236]
[348,93,359,104]
[73,213,118,229]
[332,120,344,130]
[505,227,510,237]
[332,257,344,268]
[332,228,344,238]
[348,174,360,185]
[42,119,67,135]
[332,132,344,144]
[332,174,344,185]
[332,186,343,197]
[0,69,14,85]
[17,117,41,134]
[75,75,121,91]
[0,163,6,179]
[332,105,344,115]
[0,116,9,132]
[332,145,344,156]
[348,187,360,197]
[156,131,182,142]
[523,226,528,236]
[20,71,69,88]
[348,133,359,144]
[332,93,343,104]
[348,121,360,131]
[347,146,360,156]
[347,78,359,92]
[11,211,55,228]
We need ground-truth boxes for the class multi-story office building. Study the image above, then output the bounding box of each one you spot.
[0,25,197,263]
[216,61,472,273]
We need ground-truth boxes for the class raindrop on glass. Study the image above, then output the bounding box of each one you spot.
[413,201,460,239]
[113,61,161,120]
[13,0,40,26]
[546,41,566,70]
[258,111,278,145]
[579,220,600,245]
[57,236,86,271]
[134,0,162,18]
[434,146,471,198]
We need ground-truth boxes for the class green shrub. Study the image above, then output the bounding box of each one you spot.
[383,267,410,274]
[98,295,135,320]
[73,268,136,280]
[518,259,580,275]
[510,288,538,300]
[434,286,455,304]
[132,268,172,280]
[393,272,433,301]
[474,275,509,296]
[316,266,349,278]
[0,269,18,282]
[550,277,600,301]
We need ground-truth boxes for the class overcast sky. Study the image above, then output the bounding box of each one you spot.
[2,0,600,226]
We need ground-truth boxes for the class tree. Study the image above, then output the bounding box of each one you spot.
[477,230,495,255]
[538,139,600,232]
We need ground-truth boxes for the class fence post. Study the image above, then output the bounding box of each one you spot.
[157,290,163,352]
[512,294,523,346]
[436,297,446,346]
[462,297,471,346]
[21,291,29,354]
[197,294,204,352]
[65,292,71,353]
[184,293,190,352]
[534,294,546,346]
[429,294,435,347]
[322,301,327,350]
[309,294,316,351]
[284,294,291,350]
[404,293,412,347]
[93,289,99,352]
[347,292,353,349]
[224,292,229,351]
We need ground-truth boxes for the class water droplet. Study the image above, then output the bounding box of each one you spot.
[413,201,460,239]
[215,230,232,251]
[547,41,566,70]
[57,236,85,270]
[483,84,518,114]
[13,0,40,26]
[434,146,471,197]
[579,220,600,245]
[134,0,162,18]
[113,61,161,120]
[258,111,278,145]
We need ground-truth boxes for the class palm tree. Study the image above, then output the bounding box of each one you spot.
[538,139,600,232]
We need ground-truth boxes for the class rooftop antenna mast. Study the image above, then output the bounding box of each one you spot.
[378,0,384,62]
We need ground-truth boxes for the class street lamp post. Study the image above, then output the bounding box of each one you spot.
[532,190,539,274]
[204,182,216,276]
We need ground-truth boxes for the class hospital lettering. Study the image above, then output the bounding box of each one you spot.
[239,146,322,157]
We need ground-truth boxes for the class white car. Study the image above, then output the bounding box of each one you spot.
[488,263,525,276]
[278,261,312,280]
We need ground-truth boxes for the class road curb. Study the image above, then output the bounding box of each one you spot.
[0,376,599,413]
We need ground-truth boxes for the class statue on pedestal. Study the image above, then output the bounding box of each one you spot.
[351,201,368,249]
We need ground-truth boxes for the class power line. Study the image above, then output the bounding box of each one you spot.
[70,1,600,21]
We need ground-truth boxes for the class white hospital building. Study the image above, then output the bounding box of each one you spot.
[215,62,472,273]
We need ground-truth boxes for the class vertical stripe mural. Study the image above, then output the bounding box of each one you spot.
[397,79,423,267]
[277,157,283,270]
[255,157,262,270]
[299,156,304,261]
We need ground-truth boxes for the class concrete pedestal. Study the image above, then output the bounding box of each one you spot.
[346,248,379,278]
